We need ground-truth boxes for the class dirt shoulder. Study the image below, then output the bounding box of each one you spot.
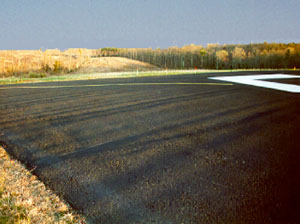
[0,146,86,224]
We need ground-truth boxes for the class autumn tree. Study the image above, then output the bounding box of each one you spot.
[216,50,229,69]
[232,47,246,68]
[103,42,300,70]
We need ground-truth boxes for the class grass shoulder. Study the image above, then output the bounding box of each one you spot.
[0,146,86,224]
[1,69,297,85]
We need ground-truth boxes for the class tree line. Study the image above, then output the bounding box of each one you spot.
[96,43,300,70]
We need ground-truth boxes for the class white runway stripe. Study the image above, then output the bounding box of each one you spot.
[209,74,300,93]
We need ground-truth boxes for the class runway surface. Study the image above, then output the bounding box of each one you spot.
[1,71,300,223]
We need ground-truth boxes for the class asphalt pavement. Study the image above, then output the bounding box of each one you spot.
[1,71,300,223]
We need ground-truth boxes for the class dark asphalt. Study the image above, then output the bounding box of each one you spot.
[1,71,300,224]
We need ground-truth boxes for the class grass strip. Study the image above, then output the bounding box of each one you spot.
[1,69,298,85]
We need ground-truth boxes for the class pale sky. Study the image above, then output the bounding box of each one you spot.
[1,0,300,50]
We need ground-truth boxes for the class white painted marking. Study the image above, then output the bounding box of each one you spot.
[209,74,300,93]
[0,82,233,90]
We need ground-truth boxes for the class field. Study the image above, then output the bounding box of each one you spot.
[1,48,299,86]
[0,49,157,77]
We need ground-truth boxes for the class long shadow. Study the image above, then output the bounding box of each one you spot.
[36,101,283,170]
[77,107,300,223]
[1,75,210,107]
[0,89,156,126]
[41,87,238,128]
[0,92,148,125]
[54,106,288,223]
[0,89,116,109]
[2,89,163,126]
[2,85,298,222]
[1,92,282,164]
[0,88,232,129]
[0,83,239,127]
[0,83,147,108]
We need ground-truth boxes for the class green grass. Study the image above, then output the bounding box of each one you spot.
[0,177,30,224]
[0,69,299,85]
[0,198,29,224]
[28,72,47,78]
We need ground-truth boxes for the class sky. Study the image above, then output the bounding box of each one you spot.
[1,0,300,50]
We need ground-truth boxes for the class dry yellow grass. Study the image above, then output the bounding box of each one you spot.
[76,57,157,73]
[0,49,157,77]
[0,146,86,224]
